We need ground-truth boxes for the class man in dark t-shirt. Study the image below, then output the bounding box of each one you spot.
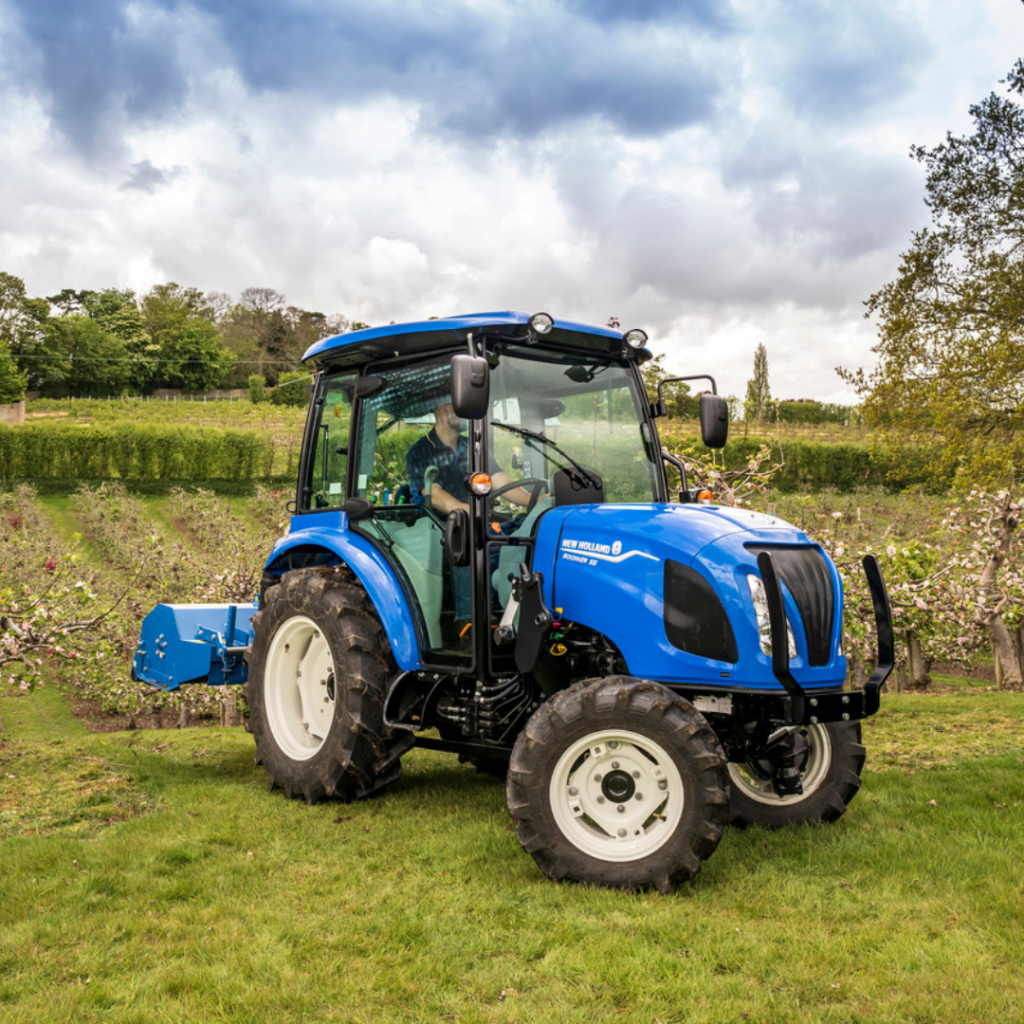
[406,402,533,512]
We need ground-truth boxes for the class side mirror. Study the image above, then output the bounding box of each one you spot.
[451,354,490,420]
[700,393,729,449]
[539,398,565,420]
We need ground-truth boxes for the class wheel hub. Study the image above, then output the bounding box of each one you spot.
[549,729,685,862]
[601,769,636,803]
[264,615,336,761]
[728,723,831,806]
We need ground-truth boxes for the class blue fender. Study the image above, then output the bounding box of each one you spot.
[265,511,423,671]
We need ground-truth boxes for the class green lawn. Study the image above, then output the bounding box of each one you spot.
[2,676,1023,1023]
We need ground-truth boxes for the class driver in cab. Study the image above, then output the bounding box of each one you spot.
[406,401,536,513]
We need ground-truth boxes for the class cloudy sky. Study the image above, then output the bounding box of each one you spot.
[1,0,1021,402]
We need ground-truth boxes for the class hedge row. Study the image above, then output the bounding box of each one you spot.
[0,423,277,481]
[0,422,935,492]
[682,437,937,493]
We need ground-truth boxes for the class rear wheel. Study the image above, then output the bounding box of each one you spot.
[727,721,865,827]
[507,677,729,892]
[244,566,413,803]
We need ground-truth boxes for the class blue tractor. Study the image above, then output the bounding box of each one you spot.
[134,311,892,892]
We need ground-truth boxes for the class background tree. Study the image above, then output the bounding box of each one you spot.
[81,288,157,393]
[844,61,1024,688]
[639,352,696,418]
[0,339,27,403]
[744,343,771,424]
[160,319,235,392]
[219,287,348,385]
[142,283,234,391]
[46,317,133,398]
[0,272,53,390]
[845,60,1024,484]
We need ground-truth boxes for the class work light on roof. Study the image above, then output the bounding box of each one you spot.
[624,328,648,349]
[529,312,554,335]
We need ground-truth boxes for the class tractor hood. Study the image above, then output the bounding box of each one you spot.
[546,502,809,571]
[539,502,845,690]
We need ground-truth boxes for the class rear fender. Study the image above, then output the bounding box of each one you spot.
[264,516,422,671]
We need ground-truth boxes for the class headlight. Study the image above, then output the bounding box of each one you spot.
[623,328,648,348]
[529,312,554,335]
[746,574,797,659]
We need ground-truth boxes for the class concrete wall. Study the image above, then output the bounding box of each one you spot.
[149,388,248,401]
[0,400,25,425]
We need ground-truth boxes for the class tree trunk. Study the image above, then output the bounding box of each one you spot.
[991,619,1023,690]
[976,496,1023,691]
[906,632,931,691]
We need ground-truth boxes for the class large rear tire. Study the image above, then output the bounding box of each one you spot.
[507,677,729,893]
[727,721,865,828]
[244,566,413,803]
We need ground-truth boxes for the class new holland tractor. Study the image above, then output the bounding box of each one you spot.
[134,311,893,892]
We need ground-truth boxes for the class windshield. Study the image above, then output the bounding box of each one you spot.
[487,345,661,503]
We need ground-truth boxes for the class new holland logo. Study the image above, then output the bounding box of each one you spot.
[559,536,657,567]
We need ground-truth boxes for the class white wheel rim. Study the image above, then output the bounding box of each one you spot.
[548,728,685,862]
[727,723,832,806]
[264,615,336,761]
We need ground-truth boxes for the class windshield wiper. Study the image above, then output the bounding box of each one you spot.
[492,422,601,489]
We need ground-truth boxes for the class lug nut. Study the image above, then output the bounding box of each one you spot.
[594,773,603,783]
[611,761,620,769]
[597,796,605,804]
[632,770,640,779]
[658,780,668,791]
[617,829,627,838]
[635,793,643,801]
[617,805,625,813]
[608,741,619,749]
[568,787,578,796]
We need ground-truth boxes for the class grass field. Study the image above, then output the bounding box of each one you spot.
[2,674,1023,1023]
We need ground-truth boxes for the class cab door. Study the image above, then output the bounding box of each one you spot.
[346,355,477,669]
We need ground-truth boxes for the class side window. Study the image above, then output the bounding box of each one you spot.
[303,373,355,510]
[353,359,452,505]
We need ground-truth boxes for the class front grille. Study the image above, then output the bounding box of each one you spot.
[746,545,835,666]
[664,560,738,664]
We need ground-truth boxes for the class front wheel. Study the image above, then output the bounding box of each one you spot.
[727,721,865,828]
[507,677,729,892]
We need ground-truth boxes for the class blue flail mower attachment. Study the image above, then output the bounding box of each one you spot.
[132,603,256,690]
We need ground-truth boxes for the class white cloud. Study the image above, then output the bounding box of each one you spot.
[1,0,1022,403]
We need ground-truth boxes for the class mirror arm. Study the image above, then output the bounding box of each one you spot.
[656,374,718,404]
[661,450,688,498]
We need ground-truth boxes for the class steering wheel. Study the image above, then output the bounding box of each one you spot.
[488,478,549,515]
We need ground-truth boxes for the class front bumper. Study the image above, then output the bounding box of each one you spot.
[755,551,892,726]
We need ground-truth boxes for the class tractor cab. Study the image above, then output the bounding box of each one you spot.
[296,311,727,679]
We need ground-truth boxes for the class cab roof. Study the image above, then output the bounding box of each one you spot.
[302,311,646,368]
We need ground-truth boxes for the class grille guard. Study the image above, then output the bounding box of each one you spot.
[756,551,893,727]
